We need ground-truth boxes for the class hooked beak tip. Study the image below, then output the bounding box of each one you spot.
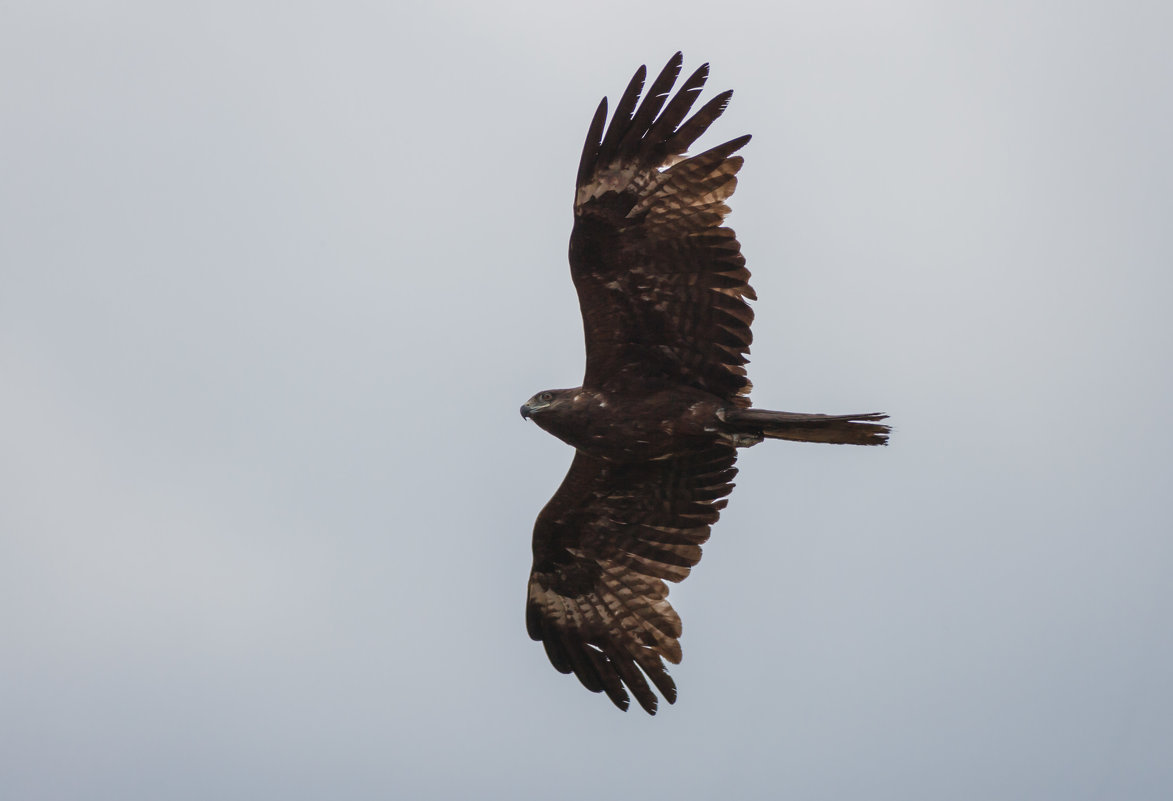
[520,405,531,420]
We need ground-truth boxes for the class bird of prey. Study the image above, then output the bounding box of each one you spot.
[521,53,889,714]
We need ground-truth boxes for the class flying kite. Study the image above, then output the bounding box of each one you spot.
[521,53,889,714]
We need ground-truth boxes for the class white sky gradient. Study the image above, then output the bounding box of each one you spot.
[3,1,1172,799]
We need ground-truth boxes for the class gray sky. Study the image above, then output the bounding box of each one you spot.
[3,1,1171,799]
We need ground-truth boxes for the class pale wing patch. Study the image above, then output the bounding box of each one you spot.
[628,156,742,221]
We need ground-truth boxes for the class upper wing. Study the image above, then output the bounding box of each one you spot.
[571,52,756,406]
[526,446,738,714]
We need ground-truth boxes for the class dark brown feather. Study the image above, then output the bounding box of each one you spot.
[576,98,609,190]
[527,447,737,713]
[595,65,646,167]
[617,53,683,160]
[643,63,710,151]
[570,56,755,406]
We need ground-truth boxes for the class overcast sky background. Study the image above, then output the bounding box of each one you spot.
[3,1,1171,799]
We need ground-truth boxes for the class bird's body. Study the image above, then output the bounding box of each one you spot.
[521,53,889,714]
[523,385,730,461]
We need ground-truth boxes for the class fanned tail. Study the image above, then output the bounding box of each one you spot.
[726,409,890,446]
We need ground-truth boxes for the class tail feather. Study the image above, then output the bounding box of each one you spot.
[727,409,890,446]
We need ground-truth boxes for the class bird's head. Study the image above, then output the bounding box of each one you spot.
[520,389,571,421]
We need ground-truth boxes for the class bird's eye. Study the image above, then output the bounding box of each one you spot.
[539,392,553,402]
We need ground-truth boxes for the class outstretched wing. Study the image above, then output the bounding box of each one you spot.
[526,446,738,714]
[571,52,755,406]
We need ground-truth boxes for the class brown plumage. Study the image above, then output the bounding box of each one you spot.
[521,53,890,714]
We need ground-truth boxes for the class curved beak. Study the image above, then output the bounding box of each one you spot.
[520,404,532,420]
